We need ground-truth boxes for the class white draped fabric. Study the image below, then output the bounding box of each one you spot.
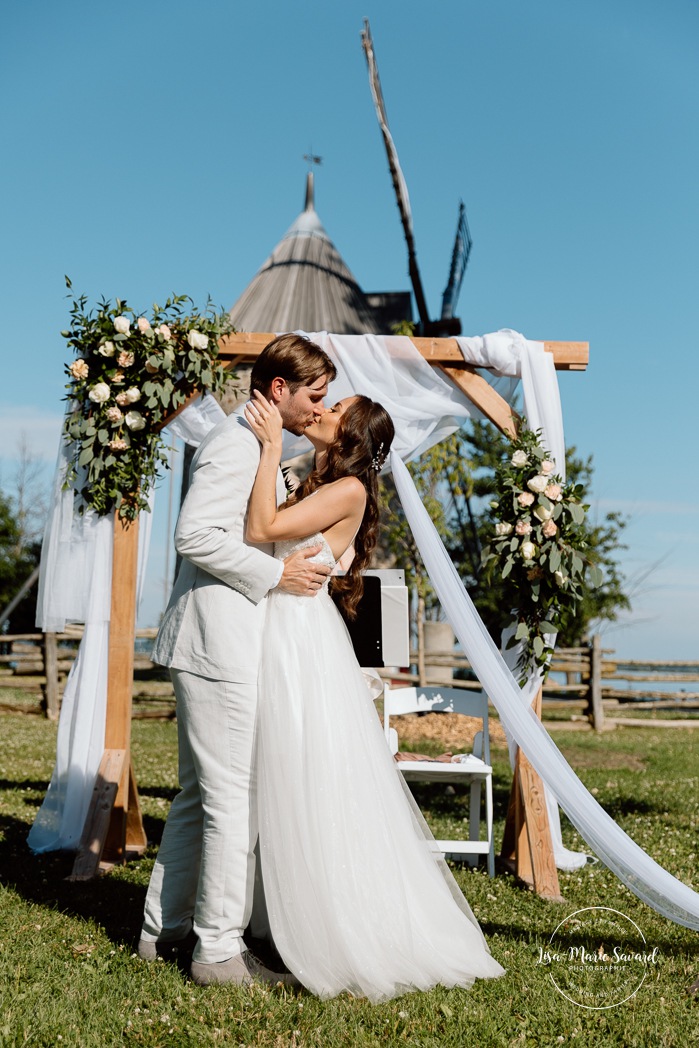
[29,333,699,931]
[29,399,224,852]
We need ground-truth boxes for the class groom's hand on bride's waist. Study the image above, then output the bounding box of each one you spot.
[277,546,331,596]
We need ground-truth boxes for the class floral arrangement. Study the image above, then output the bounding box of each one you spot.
[62,281,232,520]
[480,426,602,681]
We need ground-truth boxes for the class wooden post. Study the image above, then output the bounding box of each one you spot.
[42,632,60,721]
[416,594,427,686]
[501,686,564,902]
[589,633,605,731]
[69,513,146,880]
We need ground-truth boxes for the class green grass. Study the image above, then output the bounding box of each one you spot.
[0,712,698,1047]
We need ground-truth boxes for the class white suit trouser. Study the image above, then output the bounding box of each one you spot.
[141,670,261,963]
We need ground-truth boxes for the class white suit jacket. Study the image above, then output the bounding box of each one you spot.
[152,409,286,683]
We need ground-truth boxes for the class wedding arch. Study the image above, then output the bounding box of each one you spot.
[31,328,699,932]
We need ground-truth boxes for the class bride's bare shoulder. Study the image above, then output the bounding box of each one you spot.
[329,475,366,500]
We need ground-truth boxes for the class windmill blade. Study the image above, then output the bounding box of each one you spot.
[441,201,473,321]
[360,18,431,329]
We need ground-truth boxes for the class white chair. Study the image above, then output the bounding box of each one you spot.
[383,685,495,876]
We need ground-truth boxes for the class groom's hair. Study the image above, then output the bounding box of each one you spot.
[250,333,336,395]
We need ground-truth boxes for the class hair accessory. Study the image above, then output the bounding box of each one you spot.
[371,441,385,472]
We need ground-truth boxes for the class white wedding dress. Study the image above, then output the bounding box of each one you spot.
[255,533,505,1001]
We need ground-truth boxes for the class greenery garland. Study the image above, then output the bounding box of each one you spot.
[62,281,232,520]
[480,425,603,681]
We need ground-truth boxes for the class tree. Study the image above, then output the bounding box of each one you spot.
[0,440,47,633]
[378,418,630,648]
[0,488,41,633]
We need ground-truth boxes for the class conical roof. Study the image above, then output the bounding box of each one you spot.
[229,173,380,335]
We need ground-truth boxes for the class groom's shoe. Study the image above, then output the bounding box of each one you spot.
[190,950,298,988]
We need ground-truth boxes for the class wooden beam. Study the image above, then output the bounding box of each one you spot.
[436,364,518,438]
[216,333,589,371]
[68,748,126,881]
[501,686,564,902]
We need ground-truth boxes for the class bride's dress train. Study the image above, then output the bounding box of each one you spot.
[256,534,505,1001]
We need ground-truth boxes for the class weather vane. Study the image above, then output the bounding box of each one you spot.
[303,151,323,169]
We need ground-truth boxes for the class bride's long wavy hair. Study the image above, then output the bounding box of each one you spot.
[287,396,395,619]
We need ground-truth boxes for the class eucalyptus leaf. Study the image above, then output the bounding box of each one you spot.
[588,564,604,588]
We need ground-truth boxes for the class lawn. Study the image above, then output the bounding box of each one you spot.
[0,711,697,1047]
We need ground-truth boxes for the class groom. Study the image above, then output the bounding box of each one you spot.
[138,333,337,985]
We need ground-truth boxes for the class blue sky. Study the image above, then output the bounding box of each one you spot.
[1,0,697,658]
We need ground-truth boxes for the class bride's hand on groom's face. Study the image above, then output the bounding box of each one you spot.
[245,390,283,449]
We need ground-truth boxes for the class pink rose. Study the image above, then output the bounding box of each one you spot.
[117,350,135,368]
[69,359,89,380]
[137,317,153,334]
[106,406,123,423]
[116,391,129,406]
[108,437,129,452]
[155,324,172,340]
[515,520,532,536]
[517,492,535,507]
[542,519,558,538]
[112,370,125,384]
[545,483,562,501]
[541,459,555,474]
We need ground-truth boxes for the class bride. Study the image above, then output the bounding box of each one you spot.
[244,390,504,1002]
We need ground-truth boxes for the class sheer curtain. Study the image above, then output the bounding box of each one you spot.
[29,397,224,852]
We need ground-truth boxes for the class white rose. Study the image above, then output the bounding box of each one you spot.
[511,449,528,467]
[124,410,146,431]
[187,329,209,350]
[526,474,549,494]
[533,504,553,522]
[114,315,131,335]
[495,522,513,537]
[520,541,537,561]
[87,382,111,404]
[99,341,116,357]
[124,386,141,403]
[554,570,566,587]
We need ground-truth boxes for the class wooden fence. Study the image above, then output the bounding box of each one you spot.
[1,631,697,729]
[0,628,171,720]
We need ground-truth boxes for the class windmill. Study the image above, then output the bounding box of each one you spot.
[361,19,472,336]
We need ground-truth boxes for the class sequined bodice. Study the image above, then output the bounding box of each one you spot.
[274,534,336,593]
